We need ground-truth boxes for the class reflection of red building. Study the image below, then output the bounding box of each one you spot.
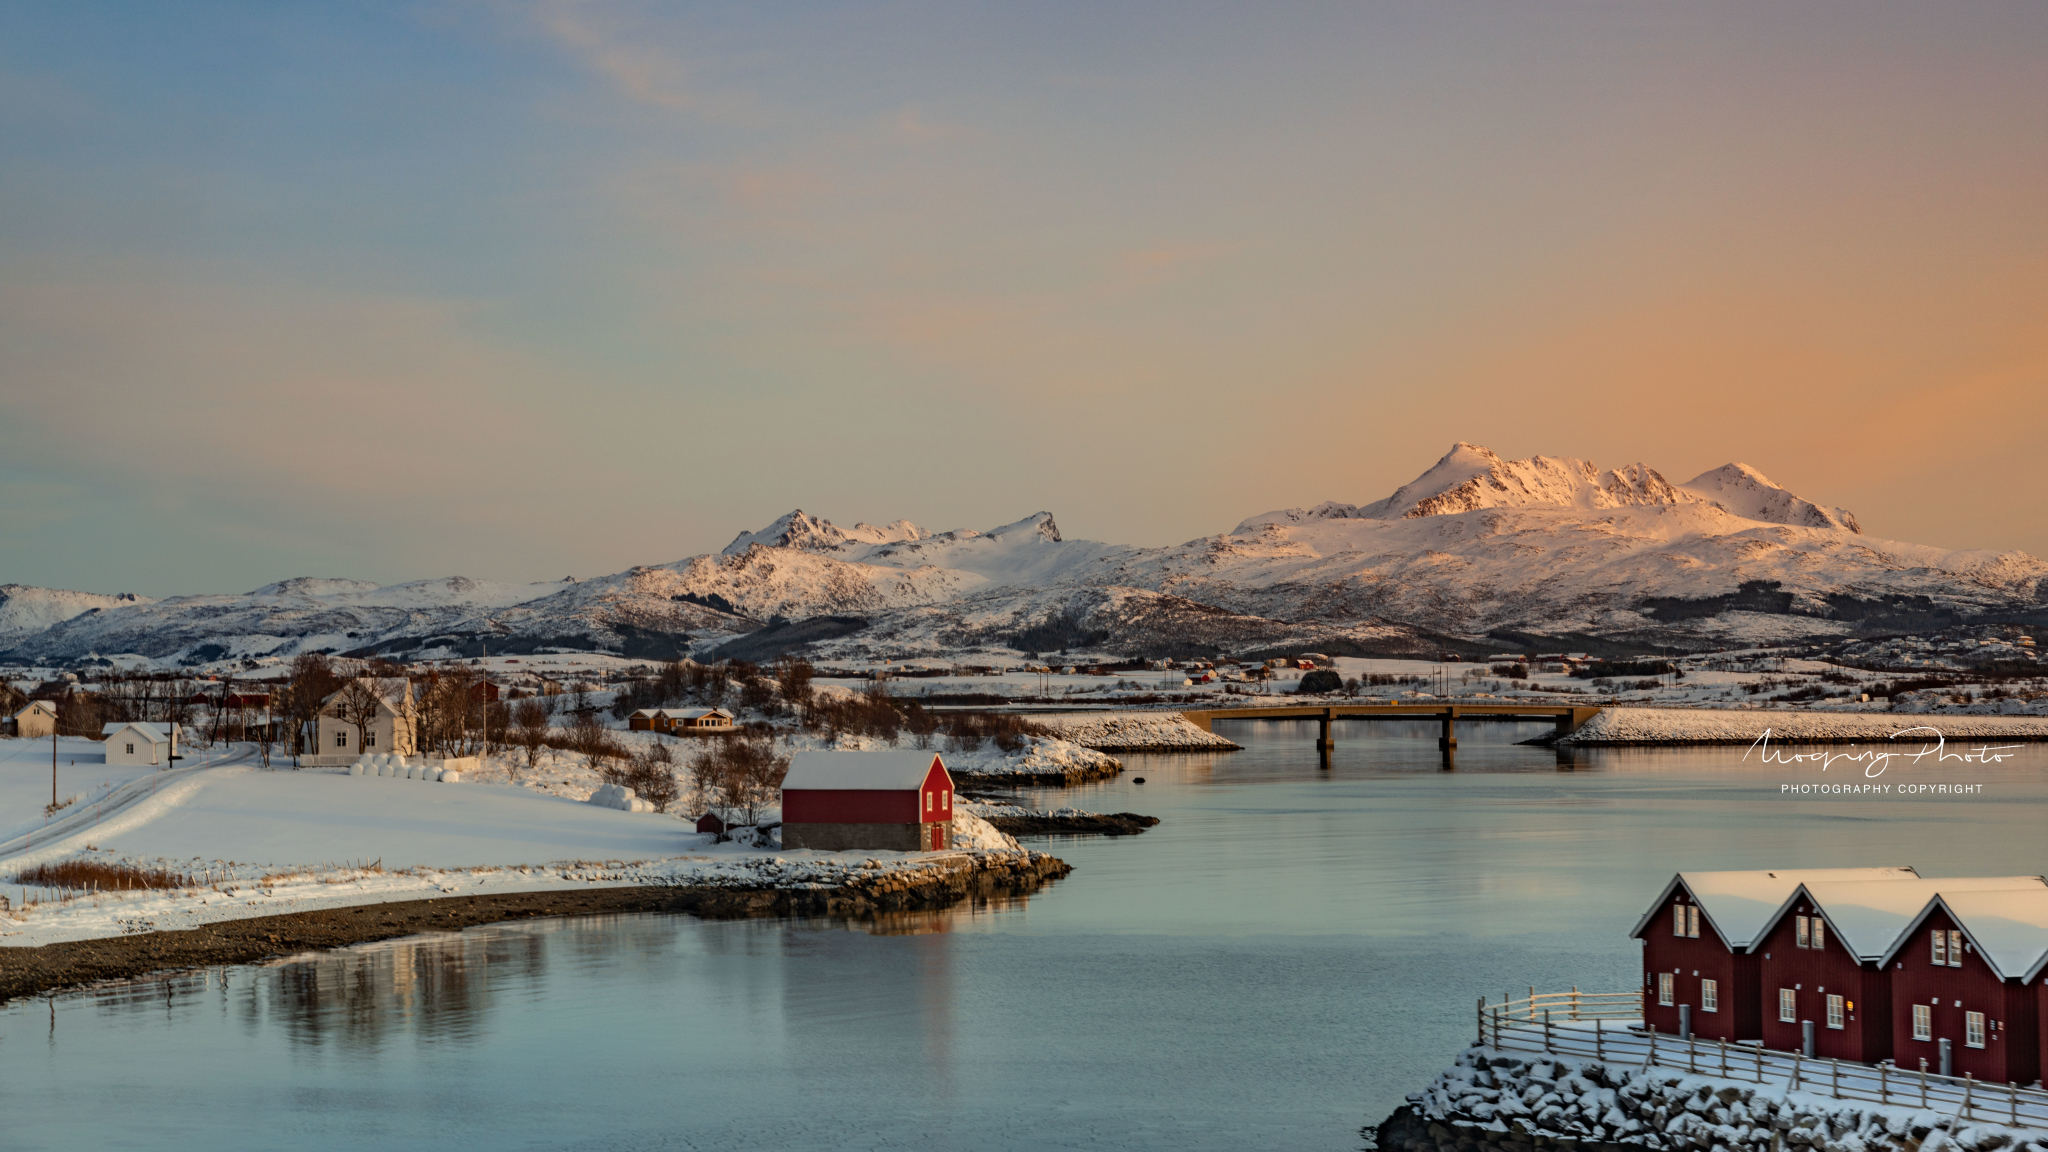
[1633,868,1918,1042]
[1754,877,2043,1064]
[1887,890,2048,1086]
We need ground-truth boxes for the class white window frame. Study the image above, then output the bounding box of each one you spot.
[1780,989,1797,1023]
[365,732,376,748]
[1675,904,1686,936]
[125,742,135,755]
[1701,979,1719,1013]
[1913,1003,1932,1041]
[1658,972,1674,1007]
[1812,918,1826,951]
[1966,1012,1986,1049]
[1933,929,1949,965]
[1826,994,1844,1030]
[336,731,348,748]
[1949,930,1965,967]
[1797,915,1811,948]
[1688,905,1700,938]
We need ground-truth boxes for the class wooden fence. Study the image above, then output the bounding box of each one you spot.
[1479,991,2048,1129]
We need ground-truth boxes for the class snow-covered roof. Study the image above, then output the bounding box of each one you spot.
[782,751,948,792]
[103,720,174,744]
[1790,877,2047,961]
[15,700,57,717]
[1631,868,1920,949]
[1889,889,2048,980]
[661,707,732,720]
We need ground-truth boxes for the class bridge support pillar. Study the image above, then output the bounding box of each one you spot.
[1439,708,1457,752]
[1315,709,1332,752]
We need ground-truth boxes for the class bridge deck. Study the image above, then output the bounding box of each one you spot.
[1177,703,1602,752]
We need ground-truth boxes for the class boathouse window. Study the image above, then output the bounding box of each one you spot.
[1687,906,1700,938]
[1933,930,1948,965]
[1913,1004,1932,1041]
[1827,995,1844,1030]
[1966,1012,1986,1048]
[1948,930,1964,966]
[1658,973,1674,1006]
[1796,916,1811,947]
[1812,918,1825,951]
[1780,989,1797,1023]
[1701,979,1718,1012]
[1674,905,1685,935]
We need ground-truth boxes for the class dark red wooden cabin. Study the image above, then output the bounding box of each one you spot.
[1886,890,2048,1087]
[780,751,955,853]
[1633,868,1917,1043]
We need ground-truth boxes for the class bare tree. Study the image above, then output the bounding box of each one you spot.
[331,679,387,758]
[510,695,555,780]
[286,654,342,764]
[625,741,680,813]
[776,657,815,719]
[689,735,789,828]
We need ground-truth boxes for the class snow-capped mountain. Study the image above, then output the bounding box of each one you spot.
[4,444,2041,669]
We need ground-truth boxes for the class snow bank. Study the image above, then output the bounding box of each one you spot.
[778,730,1122,784]
[1032,710,1240,751]
[949,809,1020,851]
[1402,1047,2048,1152]
[1560,707,2048,745]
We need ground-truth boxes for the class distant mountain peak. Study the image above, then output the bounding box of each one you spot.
[1680,463,1861,533]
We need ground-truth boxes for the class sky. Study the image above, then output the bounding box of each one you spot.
[2,1,2045,596]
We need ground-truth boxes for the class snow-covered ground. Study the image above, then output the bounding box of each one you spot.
[1561,707,2048,745]
[1032,710,1240,750]
[0,732,1028,948]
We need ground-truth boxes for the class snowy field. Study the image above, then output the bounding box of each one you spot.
[0,733,1022,949]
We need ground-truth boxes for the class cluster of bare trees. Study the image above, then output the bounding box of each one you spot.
[688,735,789,827]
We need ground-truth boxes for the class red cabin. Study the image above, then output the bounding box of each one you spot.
[780,751,954,853]
[1885,889,2048,1086]
[1754,877,2043,1064]
[1633,868,1918,1042]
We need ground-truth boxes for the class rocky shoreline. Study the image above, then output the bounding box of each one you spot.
[984,812,1161,837]
[0,850,1071,1004]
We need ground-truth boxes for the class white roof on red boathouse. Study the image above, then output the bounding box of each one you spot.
[1789,876,2047,961]
[1632,868,1919,949]
[781,751,949,791]
[1890,888,2048,981]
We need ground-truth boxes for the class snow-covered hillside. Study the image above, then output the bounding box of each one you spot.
[4,443,2042,668]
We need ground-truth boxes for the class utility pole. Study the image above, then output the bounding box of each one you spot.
[52,715,59,808]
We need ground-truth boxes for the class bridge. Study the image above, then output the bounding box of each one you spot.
[1178,702,1602,756]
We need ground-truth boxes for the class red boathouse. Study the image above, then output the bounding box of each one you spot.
[1885,889,2048,1086]
[1633,868,1919,1042]
[780,751,955,852]
[1754,877,2044,1064]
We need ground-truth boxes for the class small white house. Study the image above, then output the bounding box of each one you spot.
[7,700,58,739]
[103,721,180,766]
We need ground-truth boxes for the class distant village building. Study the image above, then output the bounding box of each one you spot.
[780,751,955,852]
[103,721,180,766]
[629,707,735,734]
[315,678,418,757]
[7,700,60,739]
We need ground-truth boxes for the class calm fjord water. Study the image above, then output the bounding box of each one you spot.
[8,720,2046,1151]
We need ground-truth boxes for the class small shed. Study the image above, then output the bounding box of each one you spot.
[695,812,728,835]
[781,751,954,852]
[103,721,180,766]
[8,700,59,739]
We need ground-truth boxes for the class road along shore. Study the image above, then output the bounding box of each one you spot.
[0,850,1070,1003]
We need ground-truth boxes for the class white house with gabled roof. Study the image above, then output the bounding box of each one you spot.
[103,721,181,766]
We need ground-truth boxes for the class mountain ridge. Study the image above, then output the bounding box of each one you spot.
[5,444,2041,668]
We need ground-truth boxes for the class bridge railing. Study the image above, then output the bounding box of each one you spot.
[1478,991,2048,1128]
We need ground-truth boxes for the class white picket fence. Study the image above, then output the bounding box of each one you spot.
[1480,990,2048,1128]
